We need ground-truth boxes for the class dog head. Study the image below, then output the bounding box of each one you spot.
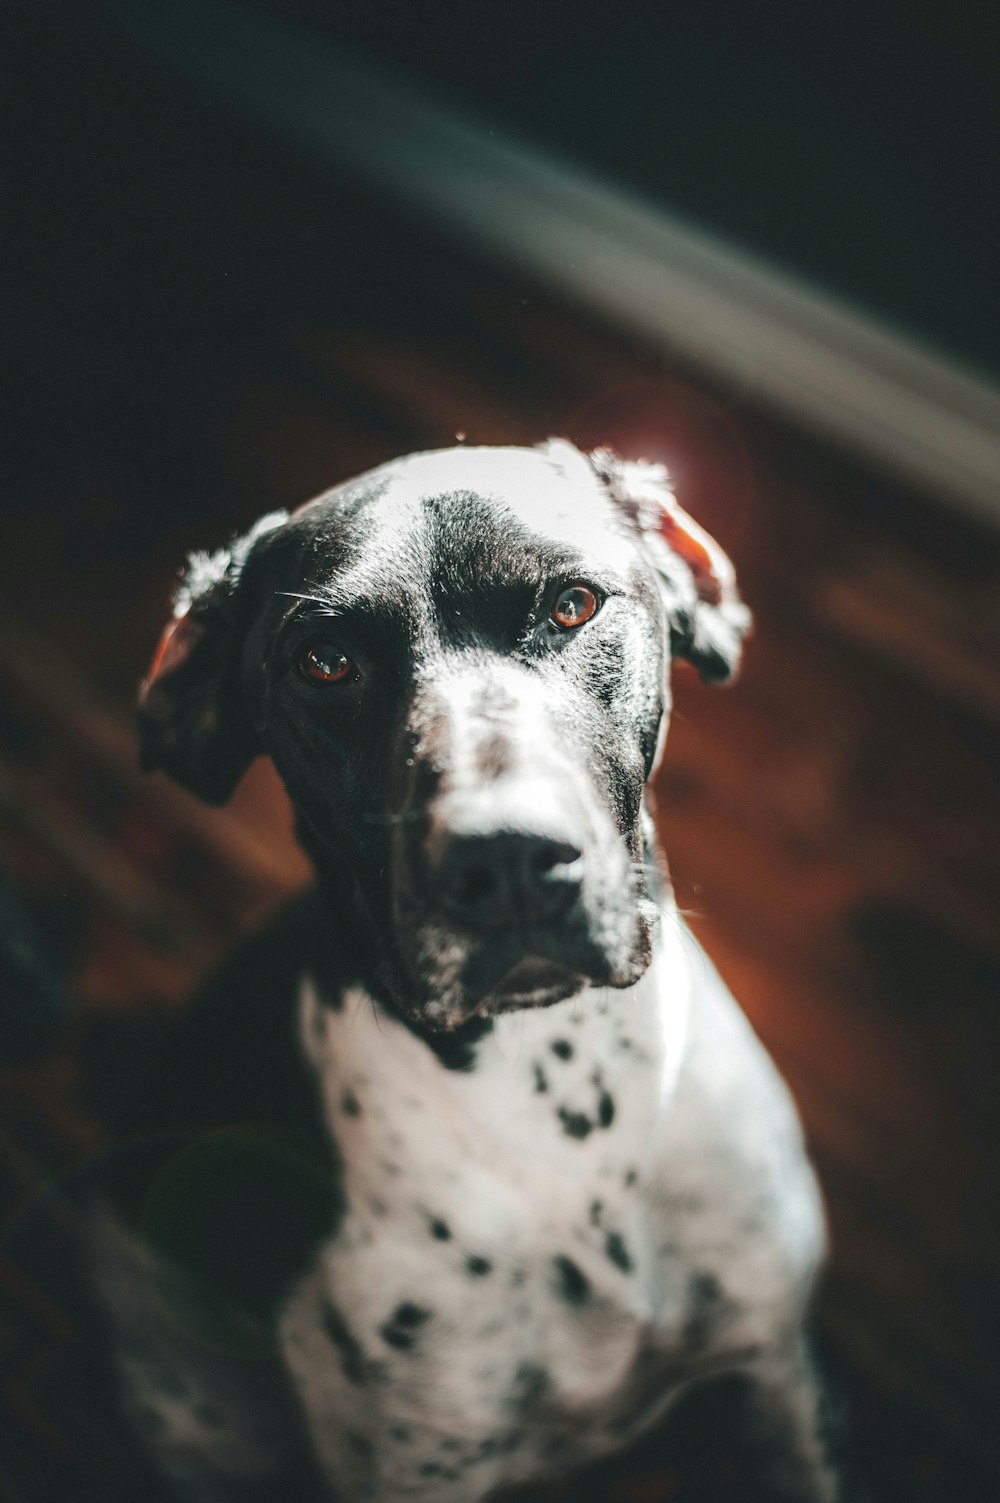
[139,441,749,1028]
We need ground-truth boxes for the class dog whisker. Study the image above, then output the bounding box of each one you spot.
[275,590,338,607]
[363,810,424,826]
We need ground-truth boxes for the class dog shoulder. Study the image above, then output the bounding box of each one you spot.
[656,929,827,1296]
[80,889,349,1340]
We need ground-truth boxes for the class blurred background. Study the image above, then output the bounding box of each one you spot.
[2,1,998,1499]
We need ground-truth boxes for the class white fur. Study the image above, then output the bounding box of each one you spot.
[277,905,827,1501]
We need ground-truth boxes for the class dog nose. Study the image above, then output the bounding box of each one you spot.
[436,832,583,930]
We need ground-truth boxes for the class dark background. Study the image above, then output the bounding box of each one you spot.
[247,0,1000,377]
[2,3,999,1501]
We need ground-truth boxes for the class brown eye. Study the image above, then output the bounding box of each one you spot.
[300,642,355,684]
[550,585,599,630]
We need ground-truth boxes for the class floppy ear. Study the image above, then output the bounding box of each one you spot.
[137,512,287,803]
[590,448,751,683]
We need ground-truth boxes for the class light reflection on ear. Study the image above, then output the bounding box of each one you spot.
[558,374,757,555]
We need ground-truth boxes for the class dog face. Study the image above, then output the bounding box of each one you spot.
[139,442,749,1028]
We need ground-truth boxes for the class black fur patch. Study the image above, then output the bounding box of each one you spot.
[683,1271,723,1351]
[82,892,346,1342]
[558,1107,593,1139]
[510,1362,550,1409]
[414,1014,494,1071]
[419,1461,461,1480]
[380,1302,432,1351]
[553,1255,590,1305]
[605,1231,633,1272]
[322,1302,367,1383]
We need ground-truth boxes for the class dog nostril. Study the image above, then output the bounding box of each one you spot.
[527,840,584,923]
[436,833,583,930]
[530,840,582,876]
[448,861,500,913]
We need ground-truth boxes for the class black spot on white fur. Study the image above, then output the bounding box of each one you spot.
[682,1271,726,1352]
[509,1362,550,1410]
[322,1302,367,1383]
[419,1460,461,1480]
[605,1231,633,1272]
[381,1302,432,1351]
[552,1255,590,1305]
[557,1107,593,1139]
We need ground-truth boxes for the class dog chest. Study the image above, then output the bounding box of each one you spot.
[277,961,690,1481]
[294,948,680,1256]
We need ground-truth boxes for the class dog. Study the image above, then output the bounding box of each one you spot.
[96,440,839,1502]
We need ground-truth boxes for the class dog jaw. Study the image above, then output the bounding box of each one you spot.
[384,878,657,1031]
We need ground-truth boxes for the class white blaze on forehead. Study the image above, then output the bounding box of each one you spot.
[365,442,636,571]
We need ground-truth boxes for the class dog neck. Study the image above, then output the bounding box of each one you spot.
[297,906,691,1225]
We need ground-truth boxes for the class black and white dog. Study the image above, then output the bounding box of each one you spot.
[103,440,838,1501]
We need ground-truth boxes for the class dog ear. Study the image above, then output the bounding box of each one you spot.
[589,448,751,683]
[137,512,288,803]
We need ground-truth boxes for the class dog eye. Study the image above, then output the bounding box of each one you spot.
[300,641,356,685]
[550,585,599,630]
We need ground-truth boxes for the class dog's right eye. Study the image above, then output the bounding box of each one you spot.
[299,642,356,685]
[550,585,599,630]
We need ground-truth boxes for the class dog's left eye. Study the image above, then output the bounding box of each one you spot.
[300,641,356,684]
[550,585,599,630]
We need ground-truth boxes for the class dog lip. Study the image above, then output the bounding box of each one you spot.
[468,955,586,1019]
[456,930,598,1013]
[492,955,577,995]
[459,921,592,988]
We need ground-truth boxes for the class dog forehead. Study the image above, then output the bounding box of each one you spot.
[385,444,625,555]
[294,445,633,573]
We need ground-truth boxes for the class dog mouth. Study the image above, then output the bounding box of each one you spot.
[464,950,586,1015]
[388,900,653,1030]
[387,785,657,1029]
